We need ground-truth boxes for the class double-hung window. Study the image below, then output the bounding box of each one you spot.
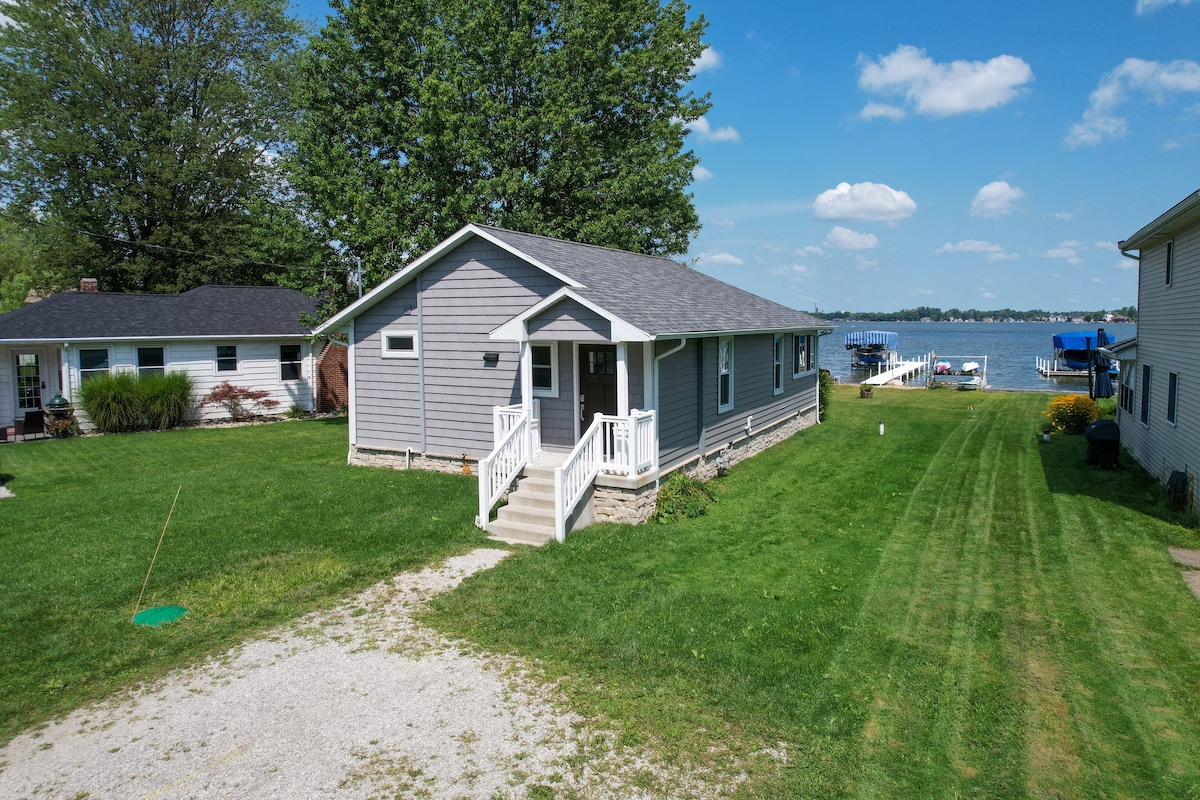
[216,345,238,373]
[531,343,558,396]
[79,348,110,382]
[280,344,302,381]
[717,337,734,412]
[1140,364,1151,426]
[773,336,783,395]
[137,346,165,377]
[1166,240,1174,286]
[1167,372,1179,426]
[1119,364,1134,415]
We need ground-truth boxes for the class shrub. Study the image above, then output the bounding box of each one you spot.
[1045,394,1100,434]
[77,372,143,433]
[650,470,716,523]
[818,369,833,421]
[140,372,195,430]
[201,381,280,420]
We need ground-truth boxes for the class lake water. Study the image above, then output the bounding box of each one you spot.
[822,321,1137,392]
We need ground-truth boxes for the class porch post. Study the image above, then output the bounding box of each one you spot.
[519,339,533,416]
[616,341,629,416]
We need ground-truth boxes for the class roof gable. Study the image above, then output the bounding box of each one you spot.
[318,225,830,338]
[0,286,317,342]
[1120,189,1200,253]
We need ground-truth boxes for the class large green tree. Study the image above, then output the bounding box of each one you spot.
[0,0,327,293]
[291,0,711,289]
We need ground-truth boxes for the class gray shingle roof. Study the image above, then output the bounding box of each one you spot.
[0,286,318,341]
[479,226,829,335]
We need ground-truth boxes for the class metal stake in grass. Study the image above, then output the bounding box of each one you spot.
[132,486,188,627]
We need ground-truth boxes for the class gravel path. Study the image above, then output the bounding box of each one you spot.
[0,548,739,799]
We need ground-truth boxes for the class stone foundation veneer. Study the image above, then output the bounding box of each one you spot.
[347,403,819,530]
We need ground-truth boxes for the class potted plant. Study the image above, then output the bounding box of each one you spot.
[860,386,873,399]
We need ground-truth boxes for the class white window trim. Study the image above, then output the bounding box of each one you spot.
[717,337,734,413]
[773,335,784,395]
[215,343,241,374]
[531,341,559,398]
[792,332,815,377]
[381,328,419,359]
[280,343,304,382]
[136,344,167,377]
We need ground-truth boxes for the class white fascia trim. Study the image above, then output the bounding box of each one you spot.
[314,224,586,335]
[650,325,832,340]
[490,287,651,343]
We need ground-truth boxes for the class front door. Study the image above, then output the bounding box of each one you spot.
[14,351,47,414]
[579,344,618,426]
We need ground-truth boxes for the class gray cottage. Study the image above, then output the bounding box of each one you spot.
[317,224,831,543]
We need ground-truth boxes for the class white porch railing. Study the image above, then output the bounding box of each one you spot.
[553,410,657,542]
[477,411,533,531]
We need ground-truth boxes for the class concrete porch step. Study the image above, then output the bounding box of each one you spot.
[488,518,555,546]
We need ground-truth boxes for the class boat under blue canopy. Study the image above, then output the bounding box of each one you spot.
[845,330,899,349]
[1052,332,1101,351]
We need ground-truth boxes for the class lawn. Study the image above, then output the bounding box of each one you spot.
[0,417,485,743]
[426,386,1200,799]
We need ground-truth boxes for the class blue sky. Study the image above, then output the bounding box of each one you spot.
[290,0,1199,313]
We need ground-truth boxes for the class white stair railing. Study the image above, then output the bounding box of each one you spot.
[477,412,531,531]
[554,414,603,542]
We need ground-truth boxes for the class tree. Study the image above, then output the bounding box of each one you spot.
[0,0,324,293]
[291,0,711,289]
[0,208,40,312]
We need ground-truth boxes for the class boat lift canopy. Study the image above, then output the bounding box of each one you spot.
[1052,332,1102,351]
[845,330,899,350]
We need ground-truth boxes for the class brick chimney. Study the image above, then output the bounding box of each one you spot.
[80,277,98,293]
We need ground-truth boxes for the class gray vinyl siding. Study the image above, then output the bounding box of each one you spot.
[527,298,612,341]
[352,239,564,456]
[627,343,645,411]
[1120,223,1200,509]
[656,339,701,467]
[537,343,576,447]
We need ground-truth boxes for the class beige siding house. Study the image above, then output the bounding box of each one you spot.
[317,224,832,544]
[1114,189,1200,513]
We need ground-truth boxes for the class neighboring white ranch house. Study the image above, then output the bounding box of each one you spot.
[0,283,321,433]
[317,224,832,544]
[1112,188,1200,514]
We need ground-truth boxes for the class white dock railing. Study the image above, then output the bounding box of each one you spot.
[553,410,657,542]
[861,352,933,386]
[477,410,534,531]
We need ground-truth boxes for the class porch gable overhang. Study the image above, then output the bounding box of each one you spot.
[314,224,585,335]
[490,288,652,343]
[1100,336,1137,361]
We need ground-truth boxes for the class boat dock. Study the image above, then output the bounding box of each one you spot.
[1036,356,1091,378]
[861,353,932,386]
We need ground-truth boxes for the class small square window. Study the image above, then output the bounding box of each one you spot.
[137,346,165,377]
[216,345,238,372]
[280,344,302,382]
[382,328,418,358]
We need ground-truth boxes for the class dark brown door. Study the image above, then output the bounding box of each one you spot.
[579,344,617,425]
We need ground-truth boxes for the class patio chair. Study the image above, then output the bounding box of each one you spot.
[16,409,45,441]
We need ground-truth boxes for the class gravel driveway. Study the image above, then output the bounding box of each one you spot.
[0,548,737,799]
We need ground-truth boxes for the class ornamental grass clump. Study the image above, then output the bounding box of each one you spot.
[77,372,196,433]
[1045,393,1100,434]
[140,372,196,430]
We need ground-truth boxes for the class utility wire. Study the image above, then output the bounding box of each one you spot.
[0,210,339,274]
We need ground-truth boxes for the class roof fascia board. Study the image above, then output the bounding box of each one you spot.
[651,324,834,339]
[491,288,651,342]
[315,224,585,334]
[1120,189,1200,253]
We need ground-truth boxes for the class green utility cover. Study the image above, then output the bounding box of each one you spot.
[133,606,188,627]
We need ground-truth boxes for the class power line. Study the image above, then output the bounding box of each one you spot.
[0,210,339,273]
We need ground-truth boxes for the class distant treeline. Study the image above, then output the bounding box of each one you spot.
[824,305,1138,323]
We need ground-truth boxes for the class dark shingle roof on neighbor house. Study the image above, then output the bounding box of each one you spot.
[319,224,830,337]
[0,285,318,342]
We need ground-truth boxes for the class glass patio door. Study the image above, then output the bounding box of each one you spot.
[15,352,44,413]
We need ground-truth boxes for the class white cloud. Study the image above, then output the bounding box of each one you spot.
[970,181,1025,219]
[824,226,879,250]
[688,116,741,143]
[1055,211,1075,221]
[769,264,815,278]
[982,291,997,299]
[713,218,735,230]
[857,45,1033,118]
[1137,0,1194,13]
[813,181,917,222]
[1094,240,1118,252]
[691,46,722,75]
[1040,242,1083,264]
[860,102,906,121]
[935,239,1018,262]
[1066,57,1200,147]
[696,251,744,266]
[692,165,714,182]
